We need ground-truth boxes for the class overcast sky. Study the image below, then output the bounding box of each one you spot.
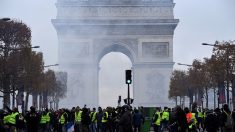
[1,0,235,107]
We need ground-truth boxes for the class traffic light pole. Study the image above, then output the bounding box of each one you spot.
[127,83,130,106]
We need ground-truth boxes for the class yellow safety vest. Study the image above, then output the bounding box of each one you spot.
[154,112,161,126]
[60,112,68,124]
[75,111,82,122]
[198,112,203,118]
[40,115,47,124]
[91,112,97,122]
[102,112,108,123]
[162,111,169,121]
[203,112,206,119]
[45,112,51,123]
[8,112,19,125]
[3,114,11,124]
[189,113,197,129]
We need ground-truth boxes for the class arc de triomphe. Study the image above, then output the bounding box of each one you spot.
[52,0,178,108]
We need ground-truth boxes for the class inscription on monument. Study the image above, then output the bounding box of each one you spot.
[142,42,169,58]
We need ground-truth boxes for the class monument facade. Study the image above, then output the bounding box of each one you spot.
[52,0,179,108]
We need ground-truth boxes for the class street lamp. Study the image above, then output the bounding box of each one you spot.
[201,43,218,46]
[177,63,193,67]
[0,18,10,21]
[31,46,40,49]
[177,63,193,109]
[0,45,40,50]
[202,42,231,107]
[44,64,59,68]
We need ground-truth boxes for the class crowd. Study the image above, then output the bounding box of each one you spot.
[0,103,234,132]
[0,105,140,132]
[157,104,235,132]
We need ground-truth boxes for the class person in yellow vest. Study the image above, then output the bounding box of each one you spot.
[8,107,19,132]
[101,108,109,132]
[152,107,161,132]
[40,110,47,131]
[59,108,68,132]
[185,107,197,132]
[161,107,170,131]
[44,108,52,131]
[3,112,11,130]
[90,108,97,132]
[202,108,207,131]
[74,106,82,132]
[197,108,203,131]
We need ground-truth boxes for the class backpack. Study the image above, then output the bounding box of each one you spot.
[224,111,233,128]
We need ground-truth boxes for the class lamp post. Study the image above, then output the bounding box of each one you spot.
[44,63,59,68]
[39,64,59,110]
[202,43,216,46]
[177,63,193,109]
[202,42,232,108]
[0,45,40,50]
[0,18,10,21]
[177,63,193,67]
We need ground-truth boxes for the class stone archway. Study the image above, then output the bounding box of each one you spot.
[97,43,135,107]
[52,0,178,108]
[98,52,132,107]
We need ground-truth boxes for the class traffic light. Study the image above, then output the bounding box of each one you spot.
[125,70,132,84]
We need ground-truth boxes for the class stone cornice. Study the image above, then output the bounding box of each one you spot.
[52,19,179,26]
[133,61,174,68]
[56,0,174,6]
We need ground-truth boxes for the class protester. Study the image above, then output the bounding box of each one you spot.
[25,106,40,132]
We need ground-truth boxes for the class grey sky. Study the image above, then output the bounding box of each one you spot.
[1,0,235,107]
